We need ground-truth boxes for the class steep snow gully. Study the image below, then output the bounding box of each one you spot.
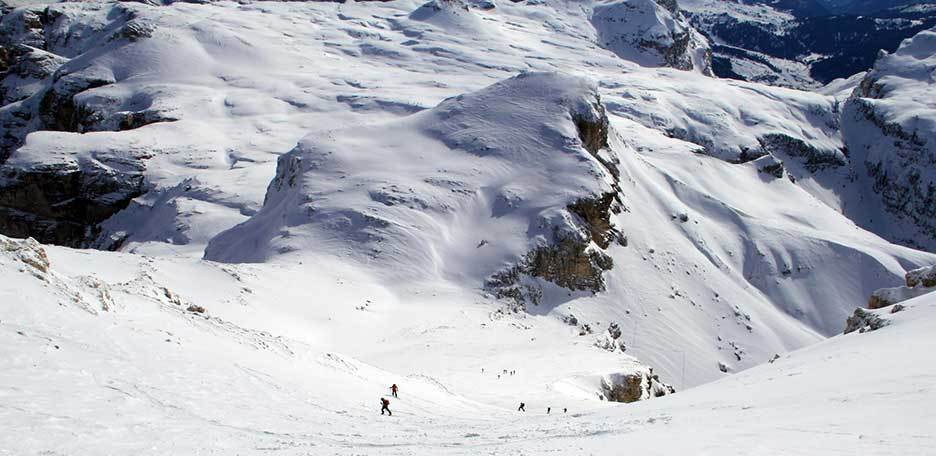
[1,0,936,454]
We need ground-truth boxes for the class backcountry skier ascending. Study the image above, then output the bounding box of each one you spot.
[381,397,392,416]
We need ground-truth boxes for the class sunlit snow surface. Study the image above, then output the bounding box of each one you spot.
[1,0,936,454]
[2,237,935,454]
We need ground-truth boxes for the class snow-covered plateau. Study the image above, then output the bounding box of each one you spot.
[1,0,935,454]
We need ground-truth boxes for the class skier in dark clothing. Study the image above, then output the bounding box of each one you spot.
[391,384,398,398]
[381,398,392,416]
[547,407,551,414]
[563,408,567,413]
[518,402,525,412]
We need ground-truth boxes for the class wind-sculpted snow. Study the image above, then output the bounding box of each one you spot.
[599,70,843,164]
[205,72,619,290]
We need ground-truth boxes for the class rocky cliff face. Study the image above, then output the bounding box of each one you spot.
[0,3,173,247]
[841,28,936,251]
[0,148,146,248]
[484,98,626,308]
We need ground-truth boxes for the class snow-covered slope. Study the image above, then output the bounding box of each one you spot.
[0,0,933,382]
[205,71,618,276]
[3,233,935,454]
[1,1,936,453]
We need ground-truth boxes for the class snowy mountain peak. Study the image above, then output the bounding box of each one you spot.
[592,0,714,74]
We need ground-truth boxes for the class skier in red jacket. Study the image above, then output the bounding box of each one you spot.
[381,397,392,416]
[391,384,399,398]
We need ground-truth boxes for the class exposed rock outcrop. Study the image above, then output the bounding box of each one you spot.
[756,133,845,172]
[0,235,50,273]
[600,370,675,403]
[906,265,936,288]
[867,286,932,310]
[866,264,936,309]
[843,307,890,334]
[751,154,785,179]
[0,3,175,246]
[488,231,615,304]
[0,44,66,105]
[483,92,624,307]
[0,153,146,248]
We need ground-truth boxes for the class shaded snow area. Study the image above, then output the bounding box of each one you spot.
[1,0,936,454]
[3,236,936,454]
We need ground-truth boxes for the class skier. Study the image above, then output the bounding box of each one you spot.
[391,384,399,398]
[518,402,526,412]
[381,397,392,416]
[563,408,567,413]
[547,407,551,414]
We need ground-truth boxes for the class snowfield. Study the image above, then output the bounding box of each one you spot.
[2,234,935,454]
[1,0,936,454]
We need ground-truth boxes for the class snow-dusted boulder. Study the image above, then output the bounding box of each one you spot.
[751,153,785,179]
[843,307,892,334]
[868,286,932,310]
[0,235,50,273]
[592,0,712,75]
[841,27,936,250]
[206,72,624,303]
[867,264,936,309]
[600,370,675,402]
[866,264,936,309]
[906,265,936,288]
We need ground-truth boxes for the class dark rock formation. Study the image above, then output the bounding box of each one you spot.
[757,133,845,172]
[906,265,936,288]
[600,371,675,403]
[843,307,890,334]
[527,235,614,291]
[38,72,116,132]
[0,4,175,246]
[752,154,785,179]
[0,45,67,104]
[568,193,624,249]
[0,157,146,248]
